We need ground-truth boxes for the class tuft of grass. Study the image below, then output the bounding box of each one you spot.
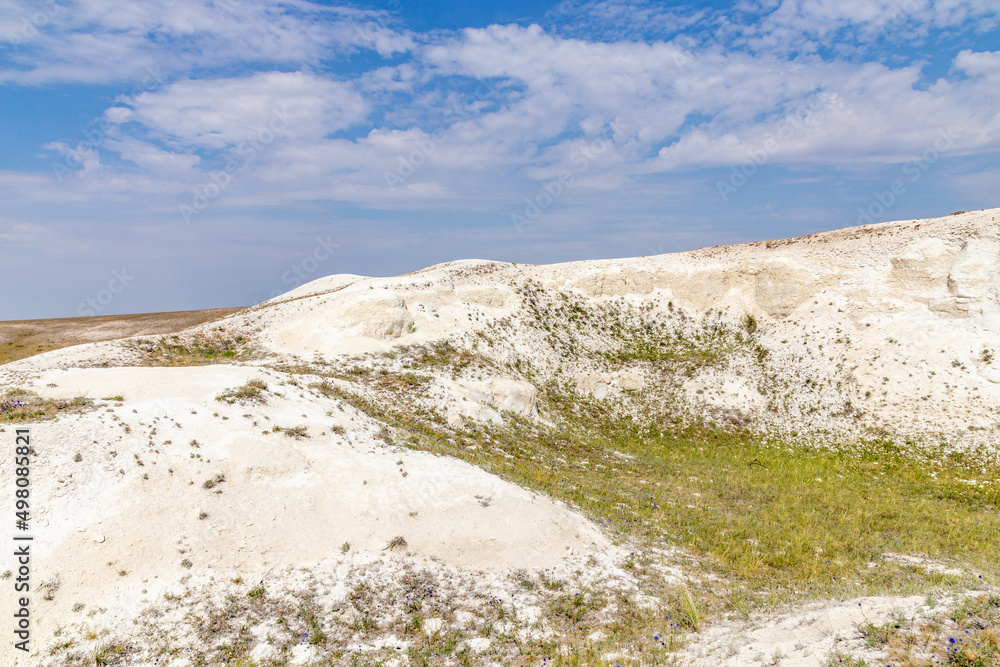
[605,337,724,368]
[282,425,308,439]
[678,586,703,631]
[859,617,904,647]
[374,369,431,392]
[396,340,480,371]
[304,608,327,646]
[824,651,868,666]
[93,642,126,666]
[202,473,225,489]
[549,589,605,627]
[385,536,408,551]
[215,379,268,405]
[950,593,1000,623]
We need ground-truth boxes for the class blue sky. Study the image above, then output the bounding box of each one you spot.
[1,0,998,319]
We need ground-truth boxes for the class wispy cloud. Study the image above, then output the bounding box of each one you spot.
[0,0,412,85]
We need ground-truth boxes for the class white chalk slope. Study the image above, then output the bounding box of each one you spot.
[221,207,999,444]
[0,208,997,663]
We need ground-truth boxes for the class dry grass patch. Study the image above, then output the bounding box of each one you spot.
[128,332,258,366]
[215,378,268,405]
[0,387,95,422]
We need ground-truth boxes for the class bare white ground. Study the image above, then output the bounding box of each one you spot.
[681,594,927,666]
[0,366,620,663]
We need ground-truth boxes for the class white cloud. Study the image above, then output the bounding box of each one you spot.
[954,49,1000,79]
[107,136,202,175]
[725,0,1000,53]
[419,25,1000,176]
[118,71,369,150]
[0,0,413,85]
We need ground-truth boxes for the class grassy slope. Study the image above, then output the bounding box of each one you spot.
[309,371,1000,664]
[329,376,1000,604]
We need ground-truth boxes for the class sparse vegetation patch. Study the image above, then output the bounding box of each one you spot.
[0,388,94,422]
[129,332,258,366]
[215,378,268,405]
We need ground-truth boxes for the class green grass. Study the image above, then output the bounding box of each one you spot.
[481,423,996,601]
[859,617,904,647]
[326,379,1000,611]
[93,642,126,665]
[374,369,432,391]
[824,652,869,666]
[304,607,328,646]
